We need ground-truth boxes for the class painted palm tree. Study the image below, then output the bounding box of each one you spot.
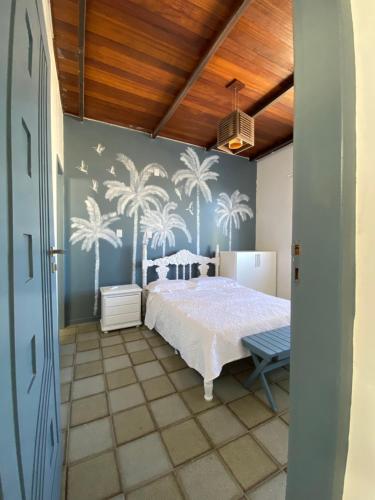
[172,147,219,254]
[140,202,192,257]
[215,190,254,251]
[104,153,169,283]
[70,197,122,316]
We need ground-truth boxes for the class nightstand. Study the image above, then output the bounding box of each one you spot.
[100,284,142,333]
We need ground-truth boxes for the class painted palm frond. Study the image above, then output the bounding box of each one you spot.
[70,196,122,316]
[172,147,219,253]
[140,202,192,257]
[104,153,169,283]
[215,190,254,251]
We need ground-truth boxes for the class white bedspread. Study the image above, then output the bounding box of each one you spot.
[145,285,290,381]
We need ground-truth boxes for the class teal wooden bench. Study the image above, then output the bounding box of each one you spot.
[241,326,291,412]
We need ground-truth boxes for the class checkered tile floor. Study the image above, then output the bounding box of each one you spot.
[60,322,290,500]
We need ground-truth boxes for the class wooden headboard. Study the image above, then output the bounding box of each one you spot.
[142,244,220,288]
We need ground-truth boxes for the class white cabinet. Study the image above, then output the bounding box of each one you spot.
[220,251,276,295]
[100,284,142,332]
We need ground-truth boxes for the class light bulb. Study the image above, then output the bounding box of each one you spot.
[228,137,243,150]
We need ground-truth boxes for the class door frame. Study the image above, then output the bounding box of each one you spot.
[287,1,356,499]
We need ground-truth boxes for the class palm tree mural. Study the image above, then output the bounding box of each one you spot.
[104,153,169,283]
[140,202,192,257]
[172,147,219,254]
[70,197,122,316]
[215,190,254,251]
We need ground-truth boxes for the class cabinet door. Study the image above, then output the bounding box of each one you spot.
[237,252,276,295]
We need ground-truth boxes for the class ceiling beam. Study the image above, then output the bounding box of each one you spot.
[249,133,293,161]
[78,0,86,121]
[151,0,253,139]
[206,73,294,150]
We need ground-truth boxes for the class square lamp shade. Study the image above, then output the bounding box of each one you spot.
[217,110,254,154]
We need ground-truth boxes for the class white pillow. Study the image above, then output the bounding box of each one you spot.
[146,279,194,293]
[190,276,238,289]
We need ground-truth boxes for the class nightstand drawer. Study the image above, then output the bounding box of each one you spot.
[104,311,140,327]
[102,294,139,308]
[105,302,140,316]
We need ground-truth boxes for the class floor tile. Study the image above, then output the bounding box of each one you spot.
[229,395,273,429]
[181,386,220,413]
[106,367,137,390]
[60,326,77,336]
[280,412,290,425]
[76,349,101,365]
[68,417,113,462]
[150,393,190,428]
[122,329,143,342]
[109,495,125,500]
[60,343,75,356]
[148,336,167,347]
[103,344,126,358]
[72,374,105,400]
[61,383,71,404]
[126,339,149,353]
[219,435,277,490]
[60,367,73,384]
[68,451,120,500]
[104,354,131,373]
[235,370,262,391]
[142,375,175,401]
[198,405,246,445]
[169,368,202,391]
[214,375,249,403]
[74,360,103,380]
[252,419,289,465]
[61,403,69,429]
[142,328,156,338]
[77,331,99,342]
[101,335,123,347]
[161,419,211,466]
[77,322,98,333]
[129,349,155,365]
[160,355,187,373]
[134,360,164,381]
[127,474,183,500]
[76,339,100,352]
[71,393,108,426]
[60,335,76,345]
[153,345,175,359]
[117,433,172,489]
[178,452,242,500]
[113,404,155,444]
[277,379,289,393]
[109,383,145,413]
[268,369,289,383]
[255,385,289,413]
[60,354,74,368]
[246,471,287,500]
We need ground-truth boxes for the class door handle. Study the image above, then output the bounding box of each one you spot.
[49,248,65,255]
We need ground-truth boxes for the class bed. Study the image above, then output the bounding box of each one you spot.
[142,245,290,401]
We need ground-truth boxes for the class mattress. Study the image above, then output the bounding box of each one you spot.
[145,284,290,381]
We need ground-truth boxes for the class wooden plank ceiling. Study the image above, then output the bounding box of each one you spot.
[51,0,293,160]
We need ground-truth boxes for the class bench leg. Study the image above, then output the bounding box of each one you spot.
[259,372,278,412]
[244,354,270,389]
[204,380,213,401]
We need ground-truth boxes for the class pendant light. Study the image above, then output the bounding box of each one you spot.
[217,80,255,154]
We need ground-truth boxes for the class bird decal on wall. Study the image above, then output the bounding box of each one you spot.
[76,160,88,174]
[91,179,99,193]
[186,201,194,216]
[106,165,116,177]
[93,143,106,156]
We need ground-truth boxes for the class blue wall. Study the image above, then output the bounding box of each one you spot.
[64,116,257,324]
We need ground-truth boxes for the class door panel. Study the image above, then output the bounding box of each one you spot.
[1,0,61,498]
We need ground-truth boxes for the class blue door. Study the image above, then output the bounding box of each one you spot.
[0,0,61,498]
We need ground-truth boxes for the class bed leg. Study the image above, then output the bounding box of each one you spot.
[204,380,213,401]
